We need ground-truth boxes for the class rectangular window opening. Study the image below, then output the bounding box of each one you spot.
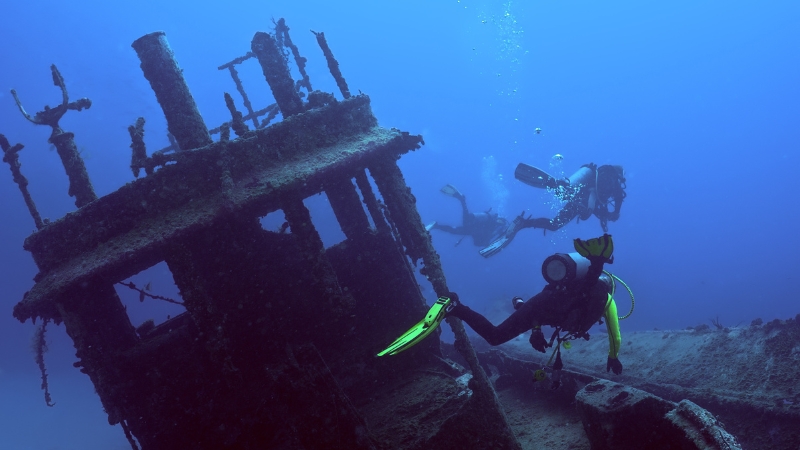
[304,192,346,249]
[115,261,186,336]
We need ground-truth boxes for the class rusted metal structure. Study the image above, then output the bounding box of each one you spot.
[5,23,522,449]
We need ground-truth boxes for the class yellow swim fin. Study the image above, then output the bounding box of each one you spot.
[377,296,453,356]
[574,234,614,261]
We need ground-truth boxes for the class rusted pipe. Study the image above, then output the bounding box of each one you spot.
[132,32,212,151]
[251,32,304,118]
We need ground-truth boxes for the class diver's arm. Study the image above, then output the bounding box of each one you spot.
[523,202,579,232]
[432,223,471,236]
[611,194,622,220]
[572,234,622,373]
[604,296,621,358]
[604,194,623,222]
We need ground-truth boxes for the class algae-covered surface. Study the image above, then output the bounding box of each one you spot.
[479,317,800,449]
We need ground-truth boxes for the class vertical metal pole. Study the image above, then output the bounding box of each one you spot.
[251,32,304,118]
[283,197,353,315]
[57,281,139,428]
[312,31,351,99]
[368,154,519,448]
[325,177,371,241]
[132,32,212,151]
[355,170,390,234]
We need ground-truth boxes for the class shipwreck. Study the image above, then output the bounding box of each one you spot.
[4,19,793,450]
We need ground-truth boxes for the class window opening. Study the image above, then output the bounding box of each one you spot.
[304,192,346,248]
[259,209,289,233]
[115,261,185,334]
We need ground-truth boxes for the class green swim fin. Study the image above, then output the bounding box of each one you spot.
[514,163,558,189]
[440,184,463,198]
[377,296,454,356]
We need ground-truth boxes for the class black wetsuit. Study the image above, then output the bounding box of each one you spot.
[449,276,612,346]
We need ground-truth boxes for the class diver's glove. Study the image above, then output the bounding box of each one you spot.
[445,291,461,316]
[574,233,614,264]
[529,327,547,353]
[606,356,623,375]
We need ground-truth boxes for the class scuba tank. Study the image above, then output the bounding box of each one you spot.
[564,165,597,220]
[566,165,594,188]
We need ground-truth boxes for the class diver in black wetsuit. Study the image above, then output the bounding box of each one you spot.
[449,234,624,380]
[515,163,627,233]
[477,164,626,258]
[428,184,509,248]
[377,235,627,383]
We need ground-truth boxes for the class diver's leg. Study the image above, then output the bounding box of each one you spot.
[458,196,470,225]
[449,299,540,346]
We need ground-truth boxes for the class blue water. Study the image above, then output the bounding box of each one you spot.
[1,1,798,448]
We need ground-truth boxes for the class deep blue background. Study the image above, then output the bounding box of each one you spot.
[1,1,798,448]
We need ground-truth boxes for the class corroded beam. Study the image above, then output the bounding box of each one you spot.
[325,177,371,241]
[132,32,212,151]
[251,31,304,118]
[368,154,522,450]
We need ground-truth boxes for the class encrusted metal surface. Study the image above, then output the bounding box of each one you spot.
[15,95,423,323]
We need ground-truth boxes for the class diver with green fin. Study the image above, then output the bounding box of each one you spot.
[378,234,630,386]
[479,163,626,258]
[426,184,510,248]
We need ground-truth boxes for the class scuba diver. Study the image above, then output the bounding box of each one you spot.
[378,234,626,386]
[478,163,626,258]
[516,162,626,233]
[427,184,510,249]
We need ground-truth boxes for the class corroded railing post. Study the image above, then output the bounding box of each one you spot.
[368,154,521,449]
[0,134,43,229]
[132,32,212,151]
[10,65,97,208]
[325,177,371,241]
[283,197,353,315]
[355,170,391,235]
[218,55,260,129]
[59,282,139,431]
[312,30,350,99]
[251,31,304,118]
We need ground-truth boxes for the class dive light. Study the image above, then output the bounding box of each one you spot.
[541,252,591,285]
